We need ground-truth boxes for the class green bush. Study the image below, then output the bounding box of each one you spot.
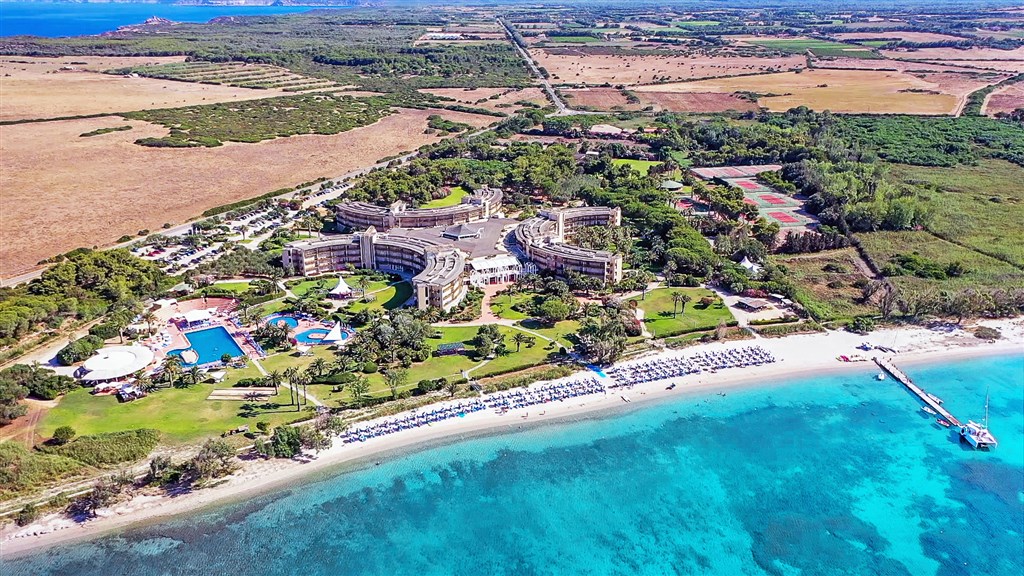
[0,442,84,499]
[56,335,104,366]
[88,322,121,340]
[38,429,160,467]
[51,426,76,445]
[974,326,1002,340]
[15,503,40,526]
[362,361,378,374]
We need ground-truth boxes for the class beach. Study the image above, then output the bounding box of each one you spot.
[3,318,1022,558]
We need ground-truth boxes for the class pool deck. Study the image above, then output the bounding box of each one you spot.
[144,298,261,362]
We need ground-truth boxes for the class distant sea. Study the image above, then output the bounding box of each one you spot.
[5,354,1023,575]
[0,2,337,37]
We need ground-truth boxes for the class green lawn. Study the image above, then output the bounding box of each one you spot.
[40,364,307,445]
[489,292,534,320]
[287,277,338,297]
[474,326,560,377]
[628,287,734,338]
[517,319,580,349]
[209,281,252,293]
[611,158,663,175]
[889,160,1024,268]
[421,186,469,209]
[347,281,413,312]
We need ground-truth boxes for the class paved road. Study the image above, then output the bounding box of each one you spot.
[498,18,603,117]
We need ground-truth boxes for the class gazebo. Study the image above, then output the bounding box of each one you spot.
[78,345,155,383]
[329,276,353,300]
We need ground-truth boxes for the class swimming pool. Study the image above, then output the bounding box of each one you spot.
[168,326,245,366]
[295,329,350,344]
[264,314,299,330]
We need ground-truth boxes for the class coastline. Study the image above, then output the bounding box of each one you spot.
[2,318,1022,558]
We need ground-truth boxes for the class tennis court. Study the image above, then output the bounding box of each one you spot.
[765,210,816,228]
[742,191,802,208]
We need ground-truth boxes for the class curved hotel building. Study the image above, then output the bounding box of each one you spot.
[285,189,625,310]
[336,187,502,231]
[513,207,623,285]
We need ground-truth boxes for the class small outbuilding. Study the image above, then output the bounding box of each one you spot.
[736,298,772,312]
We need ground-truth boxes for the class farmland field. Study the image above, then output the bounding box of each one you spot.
[113,61,338,92]
[419,86,548,111]
[983,82,1024,116]
[0,108,496,280]
[746,38,880,58]
[831,31,969,43]
[882,46,1024,61]
[889,160,1024,268]
[562,87,759,113]
[0,56,300,122]
[529,49,805,84]
[634,69,961,114]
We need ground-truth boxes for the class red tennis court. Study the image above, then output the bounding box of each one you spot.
[735,180,759,190]
[768,211,800,223]
[760,194,787,205]
[744,198,758,205]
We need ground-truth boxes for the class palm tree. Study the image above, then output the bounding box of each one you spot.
[188,365,203,386]
[307,357,328,380]
[678,294,692,316]
[671,291,685,318]
[512,332,530,352]
[163,355,182,387]
[283,367,299,406]
[266,370,283,394]
[141,311,157,337]
[357,275,371,298]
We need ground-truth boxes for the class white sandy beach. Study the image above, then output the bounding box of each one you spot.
[2,318,1022,557]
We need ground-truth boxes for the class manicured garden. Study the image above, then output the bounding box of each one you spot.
[39,364,302,445]
[421,186,469,209]
[347,281,413,312]
[611,159,663,175]
[628,288,734,337]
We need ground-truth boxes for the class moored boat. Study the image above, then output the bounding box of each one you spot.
[936,419,951,428]
[922,406,937,415]
[959,389,997,450]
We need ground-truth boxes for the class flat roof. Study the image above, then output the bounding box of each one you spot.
[80,345,155,381]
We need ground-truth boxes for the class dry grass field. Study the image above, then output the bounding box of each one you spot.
[922,59,1024,73]
[0,56,299,121]
[984,82,1024,116]
[0,109,496,279]
[882,46,1024,61]
[814,57,1003,73]
[831,31,969,43]
[634,69,961,114]
[529,49,805,84]
[420,87,548,111]
[562,87,758,112]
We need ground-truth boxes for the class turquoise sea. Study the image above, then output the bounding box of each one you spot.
[0,2,333,37]
[4,354,1023,575]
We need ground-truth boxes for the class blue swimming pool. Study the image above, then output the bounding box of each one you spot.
[168,326,245,366]
[264,314,299,330]
[295,329,350,344]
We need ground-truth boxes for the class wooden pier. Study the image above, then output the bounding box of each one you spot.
[873,357,961,427]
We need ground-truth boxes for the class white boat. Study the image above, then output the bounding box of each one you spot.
[960,390,998,450]
[876,373,886,381]
[926,393,944,405]
[922,406,937,415]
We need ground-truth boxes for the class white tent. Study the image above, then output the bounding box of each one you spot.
[321,324,344,343]
[739,256,763,275]
[296,344,312,356]
[329,276,353,299]
[183,309,212,324]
